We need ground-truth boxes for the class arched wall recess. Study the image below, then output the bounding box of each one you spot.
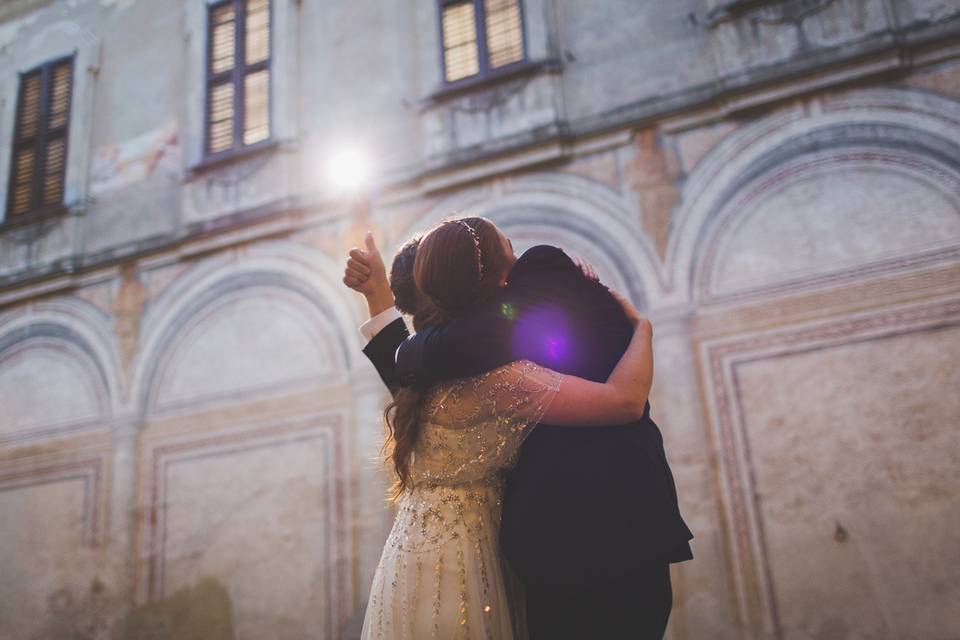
[668,88,960,307]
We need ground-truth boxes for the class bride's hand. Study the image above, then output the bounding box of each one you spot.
[344,232,395,316]
[344,232,389,295]
[608,288,650,332]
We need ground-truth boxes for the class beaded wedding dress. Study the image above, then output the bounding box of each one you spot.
[361,360,564,640]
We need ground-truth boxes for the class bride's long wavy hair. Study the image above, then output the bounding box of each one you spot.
[383,216,513,499]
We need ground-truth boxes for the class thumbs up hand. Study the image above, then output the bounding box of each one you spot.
[344,232,394,315]
[344,231,386,293]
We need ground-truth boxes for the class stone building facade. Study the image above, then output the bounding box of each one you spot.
[1,0,959,638]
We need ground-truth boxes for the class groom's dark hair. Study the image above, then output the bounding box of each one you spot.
[390,235,422,316]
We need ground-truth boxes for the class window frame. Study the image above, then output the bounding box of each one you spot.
[202,0,274,164]
[4,54,74,221]
[436,0,529,88]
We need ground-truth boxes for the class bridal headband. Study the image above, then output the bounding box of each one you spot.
[444,219,485,281]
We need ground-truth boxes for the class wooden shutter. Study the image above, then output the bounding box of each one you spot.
[7,58,73,217]
[207,1,237,154]
[242,0,270,145]
[205,0,271,156]
[439,0,524,85]
[484,0,523,69]
[43,62,72,207]
[442,2,480,82]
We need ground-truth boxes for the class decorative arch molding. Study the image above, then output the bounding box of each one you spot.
[0,321,113,445]
[668,88,960,306]
[0,293,120,393]
[488,206,650,309]
[390,174,660,308]
[132,247,360,417]
[0,19,101,218]
[695,140,960,305]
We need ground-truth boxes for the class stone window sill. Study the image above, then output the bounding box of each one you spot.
[423,58,562,107]
[184,138,282,181]
[0,203,70,232]
[706,0,827,26]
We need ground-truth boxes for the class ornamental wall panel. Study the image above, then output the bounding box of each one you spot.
[0,448,111,639]
[137,413,349,640]
[698,297,960,638]
[0,337,106,440]
[149,287,339,415]
[735,318,960,639]
[702,151,960,303]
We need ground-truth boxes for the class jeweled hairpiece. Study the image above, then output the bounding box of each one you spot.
[445,219,485,281]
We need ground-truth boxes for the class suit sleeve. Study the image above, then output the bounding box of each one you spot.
[361,317,409,395]
[395,303,516,386]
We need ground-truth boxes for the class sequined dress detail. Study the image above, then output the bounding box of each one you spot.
[361,360,564,640]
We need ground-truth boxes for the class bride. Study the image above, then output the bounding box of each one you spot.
[360,217,654,639]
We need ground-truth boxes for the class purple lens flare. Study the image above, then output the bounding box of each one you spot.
[511,303,575,368]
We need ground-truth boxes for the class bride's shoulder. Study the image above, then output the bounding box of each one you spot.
[426,361,562,404]
[422,360,564,429]
[473,360,564,392]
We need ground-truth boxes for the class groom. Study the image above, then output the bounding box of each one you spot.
[344,229,693,639]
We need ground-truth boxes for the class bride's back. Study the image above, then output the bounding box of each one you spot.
[408,360,562,489]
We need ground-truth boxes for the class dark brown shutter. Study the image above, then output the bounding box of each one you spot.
[9,71,41,216]
[7,58,72,217]
[9,148,36,217]
[42,61,72,206]
[16,72,41,141]
[47,62,72,129]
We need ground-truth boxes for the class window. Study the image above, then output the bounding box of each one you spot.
[204,0,271,158]
[6,56,73,218]
[439,0,525,84]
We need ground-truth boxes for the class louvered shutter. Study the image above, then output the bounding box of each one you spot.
[439,0,525,85]
[484,0,523,69]
[205,0,271,157]
[43,62,71,207]
[207,2,237,154]
[7,57,73,217]
[442,2,480,82]
[243,0,270,146]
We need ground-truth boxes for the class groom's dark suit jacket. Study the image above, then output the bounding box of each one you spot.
[363,245,693,591]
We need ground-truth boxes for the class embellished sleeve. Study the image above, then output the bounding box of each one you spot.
[420,360,564,477]
[487,360,564,434]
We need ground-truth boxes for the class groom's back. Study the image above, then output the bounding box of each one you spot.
[500,246,692,591]
[510,249,635,382]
